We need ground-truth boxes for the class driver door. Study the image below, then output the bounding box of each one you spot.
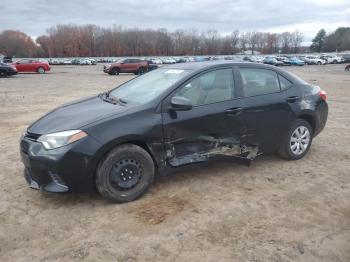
[162,67,244,166]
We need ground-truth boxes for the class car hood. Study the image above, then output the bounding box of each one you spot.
[28,96,129,134]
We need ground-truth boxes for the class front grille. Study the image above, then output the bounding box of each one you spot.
[24,132,40,141]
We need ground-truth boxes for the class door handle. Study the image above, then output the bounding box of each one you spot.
[286,96,300,103]
[225,107,243,115]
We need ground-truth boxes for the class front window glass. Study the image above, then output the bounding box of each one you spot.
[109,68,191,104]
[175,68,235,106]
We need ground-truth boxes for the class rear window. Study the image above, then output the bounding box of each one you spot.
[278,75,293,90]
[240,68,280,97]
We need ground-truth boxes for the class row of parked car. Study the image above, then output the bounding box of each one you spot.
[243,54,348,67]
[1,53,350,77]
[48,58,97,65]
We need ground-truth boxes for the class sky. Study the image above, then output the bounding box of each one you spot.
[1,0,350,44]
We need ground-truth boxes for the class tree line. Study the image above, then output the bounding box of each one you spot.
[0,24,348,58]
[310,27,350,53]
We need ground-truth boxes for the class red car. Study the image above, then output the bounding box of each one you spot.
[13,59,50,74]
[103,58,148,75]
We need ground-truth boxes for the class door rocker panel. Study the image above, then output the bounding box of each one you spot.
[165,135,260,167]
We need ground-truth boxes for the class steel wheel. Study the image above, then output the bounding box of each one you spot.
[290,126,310,155]
[109,159,143,190]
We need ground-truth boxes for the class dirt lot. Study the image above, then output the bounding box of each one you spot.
[0,64,349,262]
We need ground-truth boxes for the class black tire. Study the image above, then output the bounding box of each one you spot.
[96,144,155,202]
[138,67,145,75]
[110,67,120,75]
[317,61,321,65]
[37,67,45,74]
[0,70,7,78]
[279,119,313,160]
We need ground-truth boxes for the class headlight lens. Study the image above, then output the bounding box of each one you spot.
[37,130,87,150]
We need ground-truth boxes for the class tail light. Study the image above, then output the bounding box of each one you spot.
[319,90,327,101]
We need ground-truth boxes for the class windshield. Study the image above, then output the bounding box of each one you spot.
[109,68,191,104]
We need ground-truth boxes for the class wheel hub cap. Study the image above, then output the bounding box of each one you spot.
[290,126,310,155]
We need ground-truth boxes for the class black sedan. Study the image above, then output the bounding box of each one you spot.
[20,62,328,202]
[0,62,18,77]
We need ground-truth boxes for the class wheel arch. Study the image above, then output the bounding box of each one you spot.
[297,112,316,134]
[90,136,160,186]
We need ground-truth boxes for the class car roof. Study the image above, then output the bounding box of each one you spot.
[161,61,306,86]
[161,61,276,71]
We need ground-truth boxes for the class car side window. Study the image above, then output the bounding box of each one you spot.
[278,75,293,90]
[19,59,30,64]
[240,68,280,97]
[175,68,235,106]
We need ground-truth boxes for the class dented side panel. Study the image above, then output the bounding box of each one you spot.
[162,99,256,166]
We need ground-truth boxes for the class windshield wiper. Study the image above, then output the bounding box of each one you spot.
[99,92,127,106]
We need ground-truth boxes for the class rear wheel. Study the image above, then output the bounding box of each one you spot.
[37,67,45,74]
[279,119,313,160]
[96,144,155,202]
[138,67,145,75]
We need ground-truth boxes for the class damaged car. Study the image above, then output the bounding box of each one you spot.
[20,61,328,202]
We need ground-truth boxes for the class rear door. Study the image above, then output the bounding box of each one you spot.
[162,67,246,166]
[120,59,131,73]
[236,67,300,152]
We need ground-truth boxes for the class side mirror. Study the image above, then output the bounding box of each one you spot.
[169,96,192,111]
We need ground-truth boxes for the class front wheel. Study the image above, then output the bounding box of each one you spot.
[0,71,7,77]
[96,144,155,202]
[37,67,45,74]
[110,68,120,75]
[279,119,313,160]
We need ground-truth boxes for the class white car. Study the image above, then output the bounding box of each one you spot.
[320,55,343,64]
[63,60,72,65]
[162,58,176,64]
[151,58,163,65]
[304,56,326,65]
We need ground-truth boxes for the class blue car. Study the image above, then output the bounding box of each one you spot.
[288,57,305,66]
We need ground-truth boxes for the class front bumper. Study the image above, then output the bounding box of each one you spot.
[20,132,102,193]
[103,66,111,73]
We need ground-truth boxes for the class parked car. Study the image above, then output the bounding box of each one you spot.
[150,58,163,65]
[287,57,305,66]
[20,61,328,202]
[299,56,325,65]
[12,59,50,74]
[320,55,342,64]
[145,60,159,71]
[2,56,13,63]
[49,59,60,65]
[243,56,259,63]
[103,58,148,75]
[341,54,350,63]
[276,56,291,65]
[63,59,72,65]
[0,62,18,77]
[162,58,177,64]
[263,57,283,66]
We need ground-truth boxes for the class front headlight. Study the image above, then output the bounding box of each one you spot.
[37,130,87,150]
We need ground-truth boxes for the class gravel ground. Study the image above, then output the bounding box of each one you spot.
[0,64,349,262]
